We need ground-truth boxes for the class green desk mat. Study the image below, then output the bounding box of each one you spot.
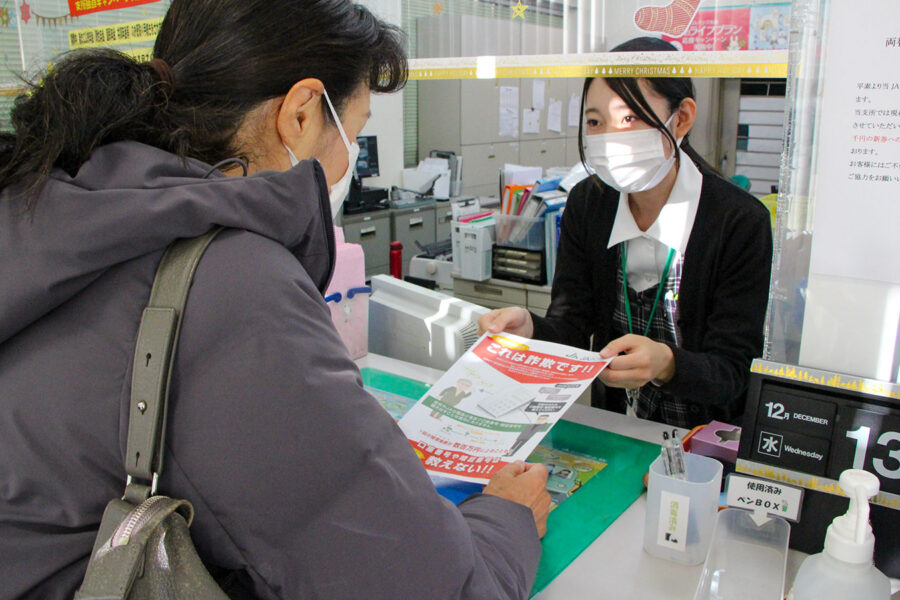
[360,367,659,597]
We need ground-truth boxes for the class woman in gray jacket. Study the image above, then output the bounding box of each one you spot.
[0,1,550,598]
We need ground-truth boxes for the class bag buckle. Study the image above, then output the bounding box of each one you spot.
[123,473,159,504]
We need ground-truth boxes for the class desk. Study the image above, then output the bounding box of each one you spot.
[355,353,810,599]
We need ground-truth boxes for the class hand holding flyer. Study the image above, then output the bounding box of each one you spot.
[397,333,614,483]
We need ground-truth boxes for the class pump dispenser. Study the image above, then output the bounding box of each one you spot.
[787,469,890,600]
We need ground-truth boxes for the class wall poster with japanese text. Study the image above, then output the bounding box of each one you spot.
[12,0,169,76]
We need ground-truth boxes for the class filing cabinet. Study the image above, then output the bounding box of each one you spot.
[342,210,391,279]
[518,75,569,142]
[465,183,501,199]
[519,139,567,171]
[391,203,436,277]
[460,142,520,189]
[435,202,454,242]
[460,79,521,146]
[419,80,462,156]
[452,277,552,317]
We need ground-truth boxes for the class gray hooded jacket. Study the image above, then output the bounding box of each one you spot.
[0,142,540,599]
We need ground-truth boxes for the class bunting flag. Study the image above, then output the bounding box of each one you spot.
[32,11,74,26]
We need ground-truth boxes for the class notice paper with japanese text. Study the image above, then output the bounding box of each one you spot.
[397,333,613,483]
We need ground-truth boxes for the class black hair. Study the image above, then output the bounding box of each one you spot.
[0,0,407,208]
[577,36,711,188]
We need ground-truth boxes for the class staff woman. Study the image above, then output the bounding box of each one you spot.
[480,37,773,429]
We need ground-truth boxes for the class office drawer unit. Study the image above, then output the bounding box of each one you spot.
[341,210,391,279]
[454,278,527,308]
[460,142,520,189]
[519,139,567,172]
[435,203,454,242]
[391,203,436,277]
[465,183,502,199]
[453,277,553,318]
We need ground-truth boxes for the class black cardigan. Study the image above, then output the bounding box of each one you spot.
[532,161,773,425]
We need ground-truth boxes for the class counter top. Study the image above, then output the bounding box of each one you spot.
[354,353,818,599]
[536,403,809,599]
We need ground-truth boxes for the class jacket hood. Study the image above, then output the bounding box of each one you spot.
[0,141,335,343]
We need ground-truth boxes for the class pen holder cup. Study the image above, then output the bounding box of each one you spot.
[643,453,723,565]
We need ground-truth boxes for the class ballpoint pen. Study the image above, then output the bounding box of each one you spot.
[661,429,686,480]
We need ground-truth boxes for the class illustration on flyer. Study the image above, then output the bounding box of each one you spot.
[398,332,613,483]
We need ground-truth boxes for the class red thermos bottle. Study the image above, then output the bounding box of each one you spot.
[389,241,403,279]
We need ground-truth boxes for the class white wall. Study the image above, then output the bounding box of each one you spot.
[360,91,405,188]
[359,0,405,188]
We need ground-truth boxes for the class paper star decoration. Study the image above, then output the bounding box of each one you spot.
[19,1,31,24]
[511,0,528,19]
[433,2,443,15]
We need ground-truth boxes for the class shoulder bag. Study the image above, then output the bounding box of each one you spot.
[76,228,230,600]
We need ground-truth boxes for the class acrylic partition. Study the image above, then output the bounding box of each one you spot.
[764,0,900,381]
[1,1,793,127]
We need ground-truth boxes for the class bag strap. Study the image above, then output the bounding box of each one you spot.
[123,228,222,504]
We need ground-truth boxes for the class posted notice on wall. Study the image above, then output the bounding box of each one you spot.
[397,333,613,483]
[499,86,520,137]
[808,0,900,284]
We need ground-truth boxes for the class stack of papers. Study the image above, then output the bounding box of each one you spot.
[397,332,614,484]
[403,157,451,197]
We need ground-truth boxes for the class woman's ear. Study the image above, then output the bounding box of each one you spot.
[276,78,326,155]
[673,97,697,139]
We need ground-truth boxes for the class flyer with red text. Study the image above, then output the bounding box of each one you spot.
[397,333,613,484]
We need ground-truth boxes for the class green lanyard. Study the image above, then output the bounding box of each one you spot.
[621,244,676,338]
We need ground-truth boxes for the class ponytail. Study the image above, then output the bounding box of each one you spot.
[0,50,199,208]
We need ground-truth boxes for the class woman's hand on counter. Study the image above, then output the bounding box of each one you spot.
[477,307,534,338]
[483,461,551,538]
[598,334,675,389]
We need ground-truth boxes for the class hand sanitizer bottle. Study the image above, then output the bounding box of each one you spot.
[787,469,890,600]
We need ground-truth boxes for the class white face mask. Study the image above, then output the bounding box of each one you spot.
[284,88,360,218]
[584,114,681,193]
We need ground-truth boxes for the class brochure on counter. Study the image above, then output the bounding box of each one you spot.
[397,332,614,484]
